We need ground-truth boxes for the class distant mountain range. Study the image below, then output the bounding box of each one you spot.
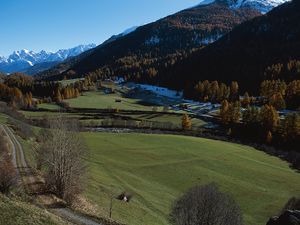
[0,44,96,74]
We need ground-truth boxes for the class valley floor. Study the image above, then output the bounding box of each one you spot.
[1,81,299,225]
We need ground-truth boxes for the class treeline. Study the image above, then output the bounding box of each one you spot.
[264,60,300,81]
[241,106,300,149]
[184,79,300,111]
[260,80,300,110]
[190,80,240,103]
[0,73,96,109]
[53,86,80,103]
[0,83,34,109]
[219,100,300,165]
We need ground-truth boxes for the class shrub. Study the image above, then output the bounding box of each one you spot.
[170,183,243,225]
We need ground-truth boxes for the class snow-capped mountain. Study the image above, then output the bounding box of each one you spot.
[0,44,96,74]
[198,0,290,13]
[228,0,289,13]
[103,26,140,45]
[120,26,139,36]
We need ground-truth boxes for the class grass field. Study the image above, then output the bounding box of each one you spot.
[83,132,300,225]
[65,91,163,111]
[131,113,206,128]
[59,78,83,86]
[37,103,63,110]
[0,194,65,225]
[0,113,8,123]
[20,111,77,118]
[19,110,206,130]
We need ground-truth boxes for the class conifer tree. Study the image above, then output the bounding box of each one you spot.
[260,105,279,132]
[220,100,230,124]
[266,131,273,144]
[241,92,251,107]
[55,89,62,103]
[182,114,192,130]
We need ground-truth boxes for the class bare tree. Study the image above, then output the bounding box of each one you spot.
[0,156,16,194]
[0,131,16,194]
[38,116,87,204]
[99,185,119,219]
[170,183,243,225]
[99,185,133,220]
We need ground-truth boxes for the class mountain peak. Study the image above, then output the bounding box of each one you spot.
[197,0,290,13]
[21,49,30,54]
[121,26,139,36]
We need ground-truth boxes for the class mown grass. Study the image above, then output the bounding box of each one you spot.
[65,91,163,111]
[0,194,66,225]
[19,111,77,118]
[131,113,205,128]
[59,78,83,86]
[19,108,206,130]
[37,103,62,110]
[82,132,300,225]
[0,113,8,123]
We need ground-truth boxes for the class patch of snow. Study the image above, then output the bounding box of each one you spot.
[197,0,216,6]
[121,26,139,36]
[145,36,160,45]
[229,0,290,13]
[135,84,183,99]
[25,60,34,66]
[194,33,223,45]
[114,77,125,84]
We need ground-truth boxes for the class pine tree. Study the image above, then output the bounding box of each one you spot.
[55,89,62,103]
[230,101,241,123]
[75,88,80,97]
[269,93,286,110]
[241,92,251,107]
[282,113,300,142]
[182,114,192,130]
[230,81,239,101]
[260,105,279,131]
[220,100,230,124]
[266,131,273,144]
[243,106,260,125]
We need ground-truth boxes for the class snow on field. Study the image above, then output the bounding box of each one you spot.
[136,84,183,99]
[123,82,222,115]
[115,77,125,84]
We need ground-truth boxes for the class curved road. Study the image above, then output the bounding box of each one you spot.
[0,124,103,225]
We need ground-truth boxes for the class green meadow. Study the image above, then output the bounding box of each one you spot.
[83,132,300,225]
[64,91,163,111]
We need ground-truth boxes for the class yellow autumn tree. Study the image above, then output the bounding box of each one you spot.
[182,114,192,130]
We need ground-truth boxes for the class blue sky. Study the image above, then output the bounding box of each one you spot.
[0,0,200,56]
